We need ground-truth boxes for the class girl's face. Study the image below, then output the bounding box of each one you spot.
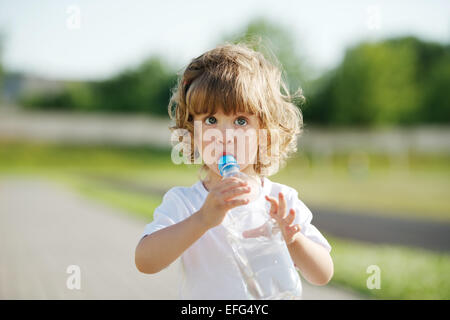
[193,108,260,177]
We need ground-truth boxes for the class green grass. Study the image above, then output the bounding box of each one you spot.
[327,234,450,299]
[270,152,450,222]
[274,162,450,222]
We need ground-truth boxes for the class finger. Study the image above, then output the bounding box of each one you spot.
[278,192,287,219]
[221,186,251,201]
[285,223,300,234]
[265,195,279,216]
[221,176,248,187]
[284,224,301,243]
[224,198,249,208]
[217,178,248,193]
[284,208,296,226]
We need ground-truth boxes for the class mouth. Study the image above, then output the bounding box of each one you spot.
[216,151,237,164]
[220,151,236,159]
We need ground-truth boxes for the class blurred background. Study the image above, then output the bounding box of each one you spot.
[0,0,449,300]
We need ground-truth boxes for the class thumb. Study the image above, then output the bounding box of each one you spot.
[265,195,279,216]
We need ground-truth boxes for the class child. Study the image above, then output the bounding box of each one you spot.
[135,42,333,299]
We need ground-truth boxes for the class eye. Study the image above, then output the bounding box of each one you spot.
[204,116,217,125]
[235,117,248,126]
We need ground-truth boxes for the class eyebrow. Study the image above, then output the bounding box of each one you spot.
[197,108,256,119]
[206,112,249,116]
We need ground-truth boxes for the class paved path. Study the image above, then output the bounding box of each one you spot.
[0,178,181,299]
[312,207,450,253]
[0,177,367,300]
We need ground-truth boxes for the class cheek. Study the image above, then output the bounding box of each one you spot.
[197,127,220,166]
[194,126,209,149]
[248,134,259,161]
[245,129,259,151]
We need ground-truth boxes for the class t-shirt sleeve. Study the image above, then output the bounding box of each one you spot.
[287,189,332,253]
[140,187,188,240]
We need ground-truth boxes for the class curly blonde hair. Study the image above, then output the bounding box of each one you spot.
[168,40,304,179]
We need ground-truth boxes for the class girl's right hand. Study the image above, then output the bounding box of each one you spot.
[197,177,251,230]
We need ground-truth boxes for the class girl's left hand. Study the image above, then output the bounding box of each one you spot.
[241,192,302,245]
[264,192,302,245]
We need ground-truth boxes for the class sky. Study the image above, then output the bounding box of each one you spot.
[0,0,449,81]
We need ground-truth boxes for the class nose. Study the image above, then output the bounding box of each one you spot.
[217,125,235,145]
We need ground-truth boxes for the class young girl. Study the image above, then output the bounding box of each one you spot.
[135,42,333,299]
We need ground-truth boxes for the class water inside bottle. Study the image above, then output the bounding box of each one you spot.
[224,204,302,300]
[227,230,302,299]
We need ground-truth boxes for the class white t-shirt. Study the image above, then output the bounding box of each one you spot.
[140,176,332,300]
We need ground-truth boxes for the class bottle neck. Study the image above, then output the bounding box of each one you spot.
[221,163,240,178]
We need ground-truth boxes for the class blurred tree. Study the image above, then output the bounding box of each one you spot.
[92,56,176,115]
[21,55,177,116]
[335,39,420,125]
[302,69,337,125]
[0,31,3,102]
[304,36,450,126]
[417,42,450,123]
[66,82,97,111]
[21,90,71,110]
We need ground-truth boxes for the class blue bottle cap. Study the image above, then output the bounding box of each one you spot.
[218,153,239,176]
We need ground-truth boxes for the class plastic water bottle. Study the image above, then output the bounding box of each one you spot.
[218,153,302,300]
